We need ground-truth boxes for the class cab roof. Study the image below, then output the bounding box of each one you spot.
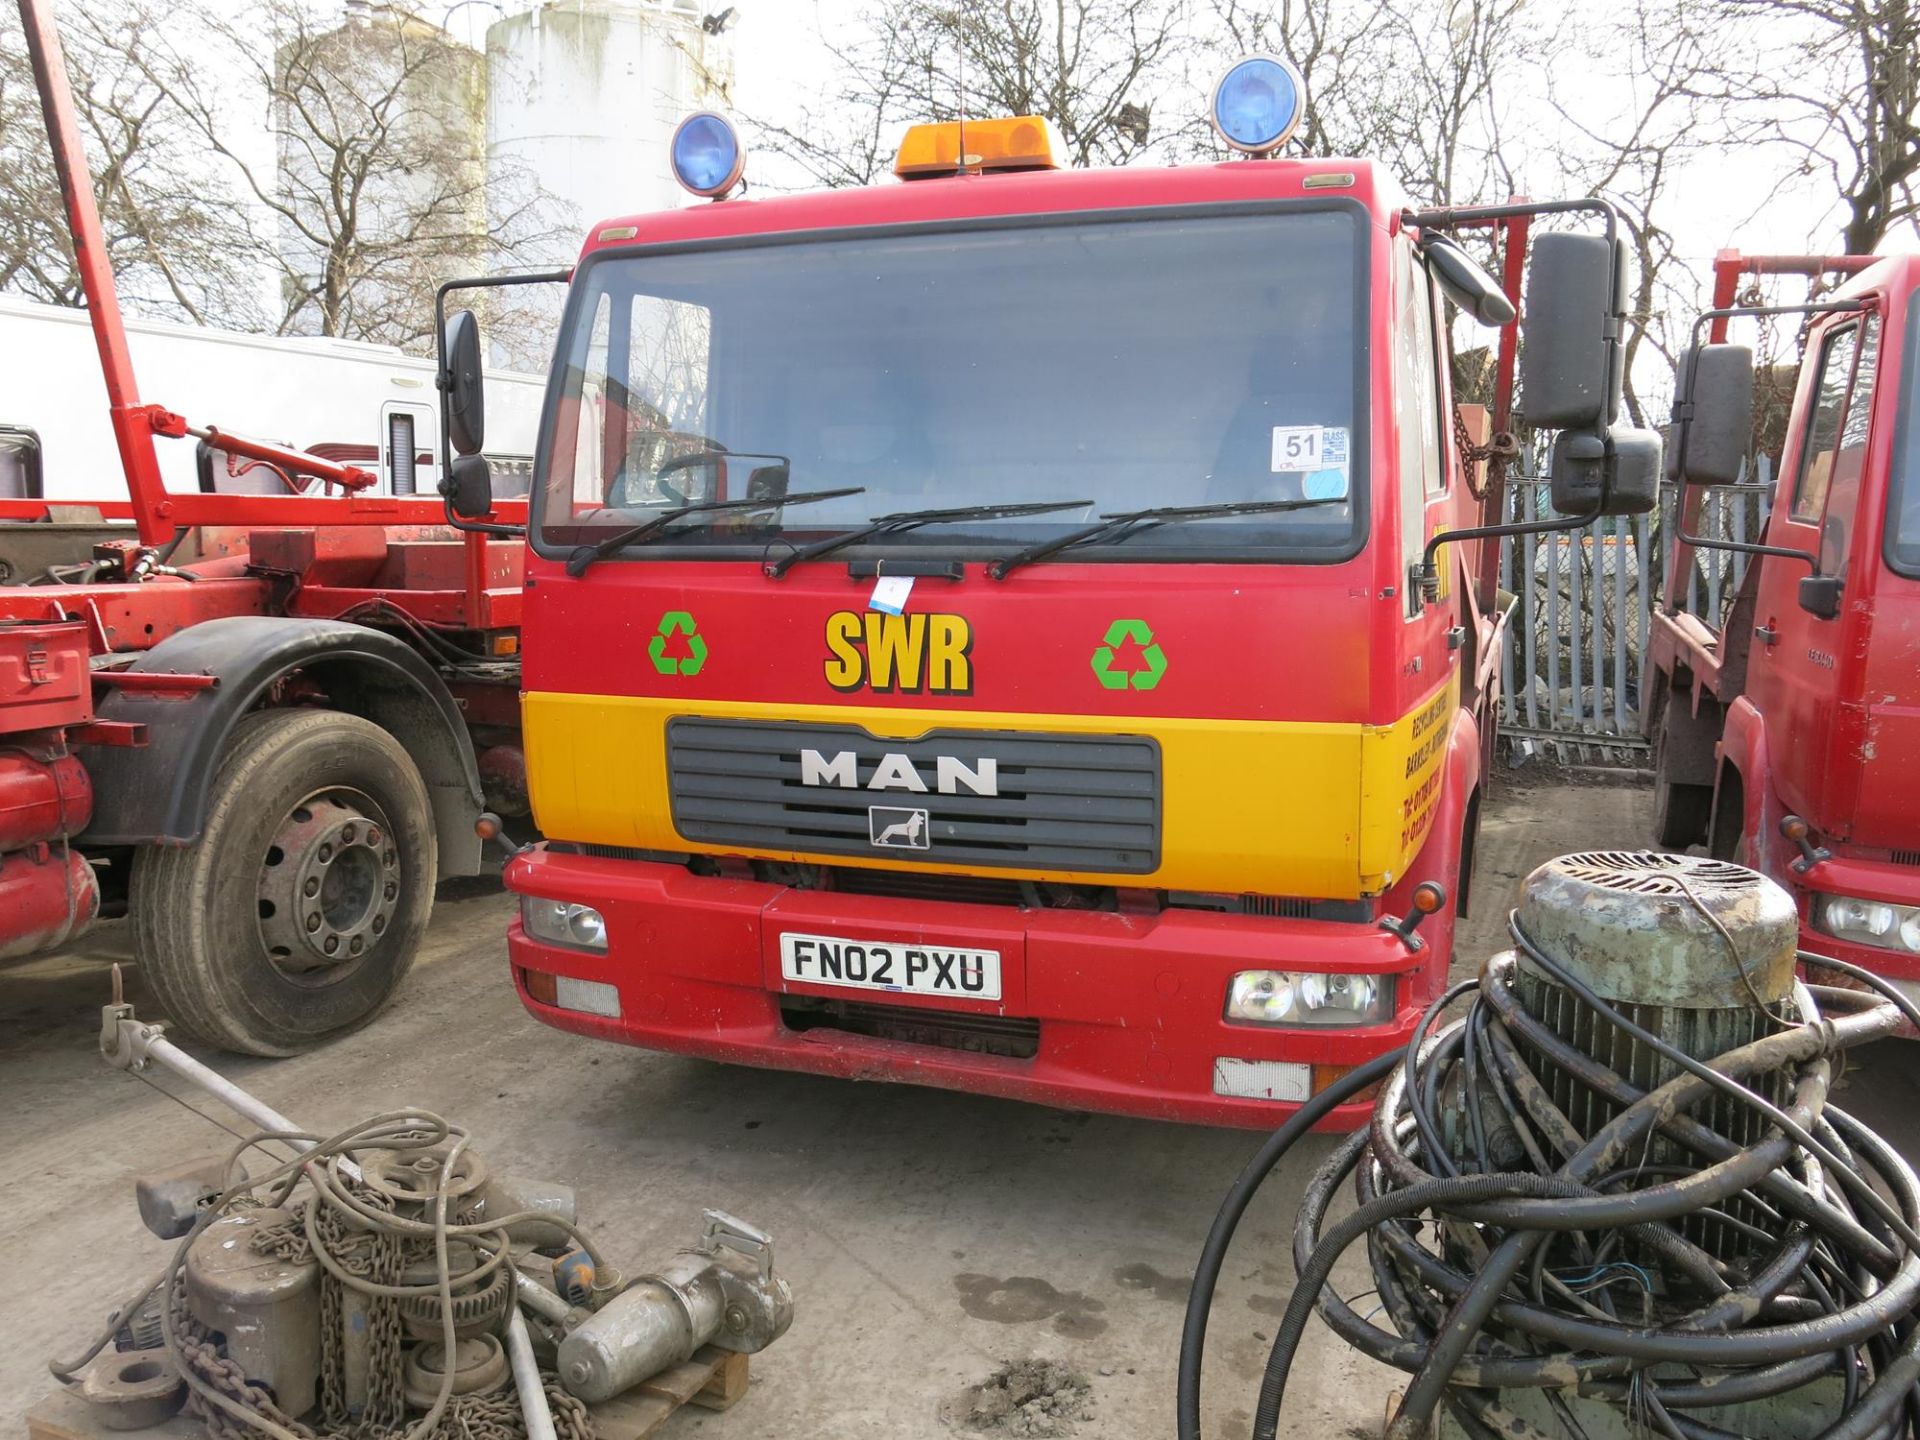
[578,156,1403,261]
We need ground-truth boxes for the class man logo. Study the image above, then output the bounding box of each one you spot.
[824,610,972,695]
[800,747,998,797]
[869,806,930,849]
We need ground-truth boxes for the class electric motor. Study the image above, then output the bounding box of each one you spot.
[1183,851,1920,1440]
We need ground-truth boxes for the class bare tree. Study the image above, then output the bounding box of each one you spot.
[751,0,1197,189]
[141,1,562,352]
[0,2,259,325]
[1683,0,1919,252]
[1548,0,1738,426]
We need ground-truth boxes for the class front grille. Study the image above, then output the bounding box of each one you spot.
[826,867,1029,907]
[667,718,1160,873]
[779,995,1040,1058]
[1893,849,1920,867]
[1164,891,1372,921]
[552,842,685,863]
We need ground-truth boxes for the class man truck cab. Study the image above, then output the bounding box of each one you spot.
[445,64,1655,1127]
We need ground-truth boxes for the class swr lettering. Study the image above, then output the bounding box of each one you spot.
[824,610,973,694]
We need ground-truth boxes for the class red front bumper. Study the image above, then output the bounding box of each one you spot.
[1789,855,1920,1033]
[502,846,1439,1130]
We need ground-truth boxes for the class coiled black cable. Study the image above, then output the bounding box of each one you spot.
[1178,915,1920,1440]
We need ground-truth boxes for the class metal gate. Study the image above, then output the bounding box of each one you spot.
[1494,460,1773,766]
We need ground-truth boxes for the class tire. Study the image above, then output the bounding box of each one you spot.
[1653,769,1713,850]
[130,709,437,1056]
[1651,696,1712,850]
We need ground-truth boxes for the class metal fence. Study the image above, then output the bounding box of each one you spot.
[1495,459,1773,766]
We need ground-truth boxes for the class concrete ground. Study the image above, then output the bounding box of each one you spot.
[3,772,1916,1439]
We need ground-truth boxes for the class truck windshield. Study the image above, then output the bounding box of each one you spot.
[533,207,1366,564]
[1890,284,1920,577]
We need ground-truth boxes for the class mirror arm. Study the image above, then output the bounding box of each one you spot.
[432,269,571,537]
[1669,298,1867,485]
[1673,530,1819,574]
[1409,199,1629,479]
[1414,505,1602,614]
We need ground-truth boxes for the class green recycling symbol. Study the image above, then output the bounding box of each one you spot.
[647,610,708,676]
[1090,618,1167,691]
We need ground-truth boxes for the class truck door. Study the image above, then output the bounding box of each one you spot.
[1748,311,1881,832]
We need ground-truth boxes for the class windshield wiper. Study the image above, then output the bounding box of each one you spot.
[762,499,1095,579]
[986,498,1347,580]
[564,486,865,577]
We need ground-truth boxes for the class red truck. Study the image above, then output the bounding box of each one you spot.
[0,0,538,1054]
[1652,248,1920,1006]
[447,78,1661,1127]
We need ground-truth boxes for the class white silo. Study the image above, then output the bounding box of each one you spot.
[485,0,735,244]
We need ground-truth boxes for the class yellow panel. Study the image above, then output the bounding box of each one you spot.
[522,686,1456,899]
[1358,673,1458,886]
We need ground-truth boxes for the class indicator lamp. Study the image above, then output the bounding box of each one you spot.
[670,111,746,198]
[1381,880,1447,952]
[1778,813,1830,874]
[1209,55,1307,156]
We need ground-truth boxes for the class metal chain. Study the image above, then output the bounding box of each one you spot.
[168,1208,595,1440]
[1452,405,1514,502]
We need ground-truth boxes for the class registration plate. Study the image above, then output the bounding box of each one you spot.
[779,931,1002,1001]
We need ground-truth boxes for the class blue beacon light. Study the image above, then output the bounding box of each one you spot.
[670,111,746,198]
[1210,56,1307,156]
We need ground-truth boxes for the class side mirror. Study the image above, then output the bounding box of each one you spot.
[1421,235,1517,327]
[448,453,493,519]
[1521,231,1626,430]
[745,462,790,501]
[441,310,487,457]
[1798,573,1843,620]
[1548,426,1660,517]
[1668,343,1754,487]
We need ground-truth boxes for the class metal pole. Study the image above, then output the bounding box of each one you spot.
[505,1310,559,1440]
[1476,210,1529,614]
[139,1032,310,1144]
[16,0,174,545]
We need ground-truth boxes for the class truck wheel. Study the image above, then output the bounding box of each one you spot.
[1652,701,1713,850]
[130,709,437,1056]
[1653,767,1713,850]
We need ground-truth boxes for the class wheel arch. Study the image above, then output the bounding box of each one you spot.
[1404,702,1483,917]
[1711,696,1774,867]
[1457,783,1483,919]
[80,616,483,878]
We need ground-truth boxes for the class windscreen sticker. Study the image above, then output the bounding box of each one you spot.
[1270,425,1320,470]
[1303,467,1350,500]
[1271,424,1349,472]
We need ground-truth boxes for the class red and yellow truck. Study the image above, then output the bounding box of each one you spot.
[453,69,1656,1126]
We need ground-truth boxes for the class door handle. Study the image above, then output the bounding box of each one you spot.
[1754,623,1779,647]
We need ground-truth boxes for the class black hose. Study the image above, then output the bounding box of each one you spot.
[1191,905,1920,1440]
[1174,1048,1399,1440]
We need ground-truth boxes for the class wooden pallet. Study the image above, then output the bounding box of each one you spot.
[590,1346,751,1439]
[26,1348,750,1440]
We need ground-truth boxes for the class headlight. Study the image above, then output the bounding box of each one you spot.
[522,896,608,951]
[1226,970,1395,1027]
[1815,894,1920,954]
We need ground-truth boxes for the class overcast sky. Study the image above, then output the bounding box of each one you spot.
[716,0,1915,313]
[369,0,1920,332]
